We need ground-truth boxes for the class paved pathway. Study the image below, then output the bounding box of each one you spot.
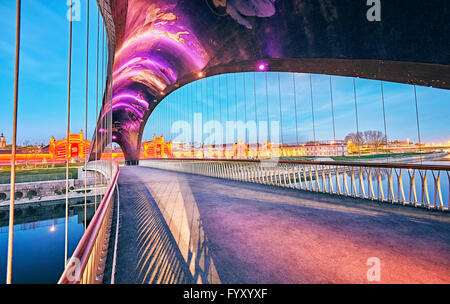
[105,166,450,284]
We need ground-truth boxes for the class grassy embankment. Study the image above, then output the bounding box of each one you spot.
[0,165,80,184]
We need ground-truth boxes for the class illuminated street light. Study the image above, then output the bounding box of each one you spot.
[258,63,267,71]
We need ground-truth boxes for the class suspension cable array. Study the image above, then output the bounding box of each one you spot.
[5,0,113,284]
[353,77,361,157]
[145,71,435,165]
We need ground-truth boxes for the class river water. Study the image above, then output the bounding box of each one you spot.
[0,202,95,284]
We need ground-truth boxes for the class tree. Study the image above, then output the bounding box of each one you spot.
[344,132,364,154]
[363,130,387,153]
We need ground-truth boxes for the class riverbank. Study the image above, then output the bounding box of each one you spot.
[320,152,448,164]
[0,187,107,209]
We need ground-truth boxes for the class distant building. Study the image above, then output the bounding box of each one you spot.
[0,133,6,149]
[140,135,348,159]
[301,142,348,157]
[42,131,90,160]
[143,134,173,158]
[277,141,348,157]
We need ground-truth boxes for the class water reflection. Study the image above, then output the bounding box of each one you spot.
[0,201,95,284]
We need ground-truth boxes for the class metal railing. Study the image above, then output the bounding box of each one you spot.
[141,158,450,211]
[58,161,119,284]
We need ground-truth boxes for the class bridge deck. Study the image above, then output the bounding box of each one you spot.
[104,166,450,284]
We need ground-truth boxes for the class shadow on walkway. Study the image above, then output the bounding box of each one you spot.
[108,166,450,284]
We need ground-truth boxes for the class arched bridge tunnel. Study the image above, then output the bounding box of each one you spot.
[54,0,450,285]
[90,0,450,164]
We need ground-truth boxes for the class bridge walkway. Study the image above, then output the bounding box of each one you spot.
[103,166,450,284]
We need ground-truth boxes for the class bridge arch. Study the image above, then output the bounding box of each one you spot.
[90,0,450,164]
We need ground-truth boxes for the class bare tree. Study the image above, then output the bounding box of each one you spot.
[344,132,364,154]
[363,130,387,153]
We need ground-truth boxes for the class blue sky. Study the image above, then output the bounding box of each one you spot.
[0,0,106,146]
[146,72,450,145]
[0,1,448,147]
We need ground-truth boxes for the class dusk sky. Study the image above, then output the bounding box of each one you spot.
[0,0,106,146]
[146,72,450,145]
[0,1,448,147]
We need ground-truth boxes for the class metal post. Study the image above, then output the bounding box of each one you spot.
[84,0,90,230]
[329,76,336,142]
[65,0,74,268]
[309,74,316,144]
[6,0,21,285]
[413,85,423,164]
[278,73,283,145]
[353,78,361,157]
[293,73,299,145]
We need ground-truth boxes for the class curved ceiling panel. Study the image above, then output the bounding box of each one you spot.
[91,0,450,163]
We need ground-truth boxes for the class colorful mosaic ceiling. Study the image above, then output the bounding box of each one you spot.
[92,0,450,162]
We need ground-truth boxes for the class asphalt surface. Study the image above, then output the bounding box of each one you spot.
[105,166,450,284]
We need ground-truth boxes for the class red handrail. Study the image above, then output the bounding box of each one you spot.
[59,162,119,284]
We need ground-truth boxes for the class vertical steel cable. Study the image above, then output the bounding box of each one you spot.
[101,19,104,165]
[380,81,388,160]
[108,40,112,171]
[179,88,181,142]
[206,77,209,139]
[212,77,216,145]
[84,0,90,230]
[413,85,423,163]
[192,83,194,147]
[219,76,222,129]
[265,72,270,143]
[226,75,229,125]
[94,8,99,210]
[168,91,170,137]
[187,84,189,146]
[6,0,21,285]
[165,92,167,138]
[169,90,171,140]
[278,73,283,145]
[65,0,74,267]
[253,72,258,154]
[185,85,188,144]
[234,73,238,145]
[219,75,223,147]
[201,78,204,150]
[196,80,199,152]
[329,75,336,142]
[353,78,360,157]
[309,74,316,144]
[292,73,299,145]
[243,73,248,145]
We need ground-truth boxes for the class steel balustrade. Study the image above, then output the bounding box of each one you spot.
[141,158,450,211]
[58,161,119,284]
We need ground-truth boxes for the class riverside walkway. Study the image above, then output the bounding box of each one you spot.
[103,166,450,284]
